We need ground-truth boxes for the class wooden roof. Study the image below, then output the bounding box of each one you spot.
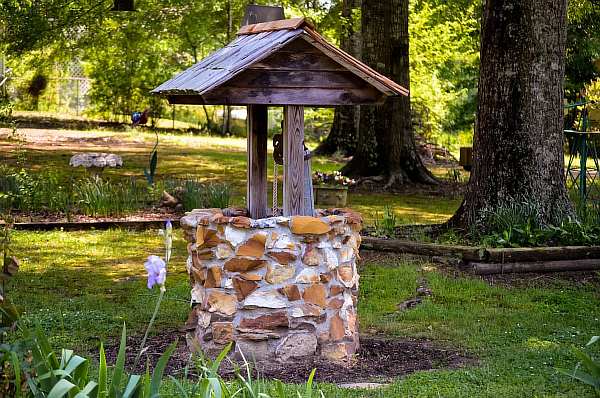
[152,18,408,105]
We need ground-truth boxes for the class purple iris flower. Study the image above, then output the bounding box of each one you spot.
[144,255,166,289]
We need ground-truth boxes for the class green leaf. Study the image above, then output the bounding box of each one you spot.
[150,340,176,395]
[98,343,108,398]
[109,324,128,397]
[587,336,600,347]
[167,376,189,398]
[48,379,78,398]
[573,347,600,380]
[557,367,600,389]
[122,375,141,398]
[10,351,21,398]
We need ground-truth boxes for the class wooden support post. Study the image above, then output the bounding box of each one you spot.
[283,105,306,216]
[247,105,268,219]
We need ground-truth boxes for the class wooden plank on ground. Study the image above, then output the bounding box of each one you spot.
[485,246,600,263]
[361,237,485,261]
[469,259,600,275]
[246,105,268,219]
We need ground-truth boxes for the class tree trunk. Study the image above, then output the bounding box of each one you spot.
[341,0,436,187]
[314,0,361,157]
[450,0,574,228]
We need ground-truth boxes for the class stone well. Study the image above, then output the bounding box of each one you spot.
[180,208,362,362]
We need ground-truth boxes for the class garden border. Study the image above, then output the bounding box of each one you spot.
[361,237,600,275]
[8,219,177,231]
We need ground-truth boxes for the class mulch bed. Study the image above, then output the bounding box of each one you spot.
[104,331,472,384]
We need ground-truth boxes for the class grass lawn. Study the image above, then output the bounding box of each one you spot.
[0,126,461,225]
[9,228,600,397]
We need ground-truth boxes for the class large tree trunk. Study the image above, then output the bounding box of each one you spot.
[314,0,361,157]
[450,0,574,228]
[341,0,436,187]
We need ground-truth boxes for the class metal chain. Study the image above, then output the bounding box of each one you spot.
[272,162,278,216]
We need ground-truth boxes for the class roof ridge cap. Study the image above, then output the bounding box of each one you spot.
[237,17,314,36]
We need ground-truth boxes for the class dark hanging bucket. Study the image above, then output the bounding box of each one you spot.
[111,0,135,11]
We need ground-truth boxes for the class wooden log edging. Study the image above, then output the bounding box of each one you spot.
[361,237,486,261]
[361,236,600,274]
[469,259,600,275]
[10,219,177,231]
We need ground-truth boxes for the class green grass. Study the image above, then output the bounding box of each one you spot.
[7,229,600,397]
[0,126,460,225]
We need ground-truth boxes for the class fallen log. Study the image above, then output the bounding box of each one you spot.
[485,246,600,263]
[361,237,485,262]
[469,259,600,275]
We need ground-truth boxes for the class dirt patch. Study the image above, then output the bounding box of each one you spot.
[104,331,472,384]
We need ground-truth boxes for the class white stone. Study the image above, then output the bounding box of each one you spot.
[243,290,287,309]
[69,153,123,169]
[323,248,339,270]
[215,244,233,259]
[191,284,206,304]
[338,245,354,263]
[225,225,247,247]
[317,240,332,249]
[275,333,317,361]
[224,278,234,289]
[273,235,295,250]
[294,268,319,284]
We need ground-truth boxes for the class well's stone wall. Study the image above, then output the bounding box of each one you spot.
[180,208,362,362]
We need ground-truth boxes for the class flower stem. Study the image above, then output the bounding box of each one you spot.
[133,288,165,370]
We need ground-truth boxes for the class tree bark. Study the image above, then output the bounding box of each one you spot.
[450,0,574,228]
[314,0,361,157]
[341,0,437,187]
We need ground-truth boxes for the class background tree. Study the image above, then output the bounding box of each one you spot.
[341,0,437,187]
[314,0,361,156]
[450,0,574,228]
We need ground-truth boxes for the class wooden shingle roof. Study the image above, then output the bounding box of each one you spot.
[152,18,408,105]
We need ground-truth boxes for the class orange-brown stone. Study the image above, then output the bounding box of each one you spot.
[207,291,237,316]
[329,313,345,341]
[337,265,354,284]
[236,234,266,258]
[239,272,263,281]
[278,284,301,301]
[320,273,332,283]
[205,267,222,288]
[212,322,233,344]
[290,216,332,235]
[232,277,259,301]
[267,251,297,265]
[330,285,344,296]
[265,264,295,284]
[190,265,206,284]
[328,297,344,309]
[302,284,327,308]
[239,311,289,330]
[224,258,266,272]
[302,244,321,266]
[231,216,252,229]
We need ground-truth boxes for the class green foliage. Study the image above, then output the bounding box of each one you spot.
[373,205,398,238]
[558,335,600,396]
[477,198,600,247]
[25,323,176,398]
[409,0,480,141]
[166,178,231,211]
[566,0,600,96]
